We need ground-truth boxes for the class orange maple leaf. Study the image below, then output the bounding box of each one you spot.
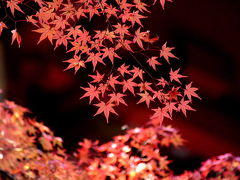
[0,22,7,36]
[6,0,25,16]
[34,24,57,44]
[11,29,21,47]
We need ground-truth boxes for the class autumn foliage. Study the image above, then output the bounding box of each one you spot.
[0,0,239,179]
[0,0,201,123]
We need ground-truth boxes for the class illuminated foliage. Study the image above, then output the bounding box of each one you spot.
[0,0,200,123]
[0,0,238,179]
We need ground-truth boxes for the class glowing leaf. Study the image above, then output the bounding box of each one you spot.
[11,29,21,47]
[94,101,118,123]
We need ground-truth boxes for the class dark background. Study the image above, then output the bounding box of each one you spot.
[0,0,239,174]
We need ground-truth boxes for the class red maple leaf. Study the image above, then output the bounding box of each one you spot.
[178,98,196,117]
[165,102,177,117]
[169,68,187,84]
[118,64,131,77]
[63,55,85,74]
[105,4,119,20]
[0,22,7,36]
[98,83,109,97]
[113,23,130,38]
[151,107,171,125]
[108,93,127,106]
[133,28,147,49]
[134,0,150,12]
[89,71,104,83]
[160,42,178,63]
[80,83,100,104]
[66,25,82,39]
[11,29,21,47]
[138,82,153,92]
[147,56,161,70]
[86,53,105,71]
[184,82,201,101]
[107,75,120,90]
[122,78,137,95]
[137,92,153,108]
[94,101,118,123]
[160,0,173,9]
[157,77,168,88]
[102,47,121,64]
[153,0,173,10]
[131,66,144,80]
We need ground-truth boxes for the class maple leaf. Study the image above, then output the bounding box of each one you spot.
[63,55,85,74]
[169,68,187,84]
[133,28,147,49]
[89,71,104,83]
[127,10,146,27]
[105,4,119,20]
[108,93,127,106]
[87,5,100,21]
[115,39,133,51]
[94,101,118,123]
[6,0,25,16]
[137,92,153,108]
[138,82,153,92]
[118,64,131,77]
[51,16,70,30]
[160,42,179,63]
[60,3,76,21]
[107,75,120,90]
[27,16,39,27]
[0,22,7,36]
[102,47,121,64]
[76,28,91,45]
[86,53,105,71]
[76,7,87,19]
[34,24,57,44]
[178,98,196,117]
[118,0,133,10]
[134,0,150,12]
[165,102,177,117]
[168,87,182,101]
[122,78,137,95]
[103,29,116,43]
[80,83,100,104]
[147,56,161,70]
[11,29,21,47]
[157,77,168,87]
[68,40,89,54]
[131,66,144,80]
[160,0,173,10]
[54,33,71,49]
[153,90,165,102]
[66,25,82,39]
[184,82,201,101]
[98,83,109,97]
[151,107,171,125]
[113,23,130,38]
